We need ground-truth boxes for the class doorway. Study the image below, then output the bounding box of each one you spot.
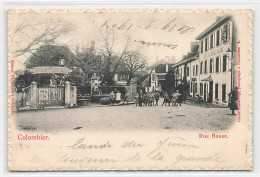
[204,83,206,101]
[209,81,213,103]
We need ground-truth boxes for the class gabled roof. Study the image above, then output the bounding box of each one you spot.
[196,16,232,40]
[155,64,175,73]
[146,59,168,70]
[138,74,150,85]
[173,54,199,67]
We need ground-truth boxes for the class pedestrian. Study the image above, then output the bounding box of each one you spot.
[175,90,183,106]
[172,92,178,106]
[150,91,155,106]
[182,92,187,104]
[161,92,169,106]
[228,87,239,115]
[115,91,121,103]
[138,90,143,106]
[135,92,139,106]
[168,91,173,106]
[123,91,130,105]
[154,91,160,106]
[109,91,115,106]
[143,93,148,106]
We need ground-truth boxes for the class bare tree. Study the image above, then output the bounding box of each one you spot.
[95,26,135,85]
[13,19,73,58]
[123,51,147,85]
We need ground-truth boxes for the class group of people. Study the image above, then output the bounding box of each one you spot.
[161,90,184,106]
[109,90,122,105]
[136,90,185,107]
[108,87,239,116]
[136,91,160,106]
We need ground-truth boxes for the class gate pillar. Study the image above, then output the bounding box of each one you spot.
[30,81,38,109]
[65,81,71,107]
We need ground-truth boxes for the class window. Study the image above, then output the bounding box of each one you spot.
[210,34,214,49]
[204,60,207,74]
[210,59,213,73]
[151,74,155,81]
[216,30,220,46]
[200,61,203,74]
[223,55,227,72]
[222,24,229,43]
[187,66,189,76]
[201,41,203,53]
[190,82,193,91]
[196,65,198,76]
[205,38,208,51]
[193,66,195,76]
[222,84,226,101]
[215,84,219,99]
[216,57,220,73]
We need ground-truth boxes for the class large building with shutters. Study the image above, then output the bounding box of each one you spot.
[173,15,237,106]
[195,15,237,105]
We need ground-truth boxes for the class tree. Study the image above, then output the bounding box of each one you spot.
[95,26,132,85]
[13,19,72,58]
[123,51,147,85]
[164,70,175,92]
[15,70,34,91]
[73,48,102,86]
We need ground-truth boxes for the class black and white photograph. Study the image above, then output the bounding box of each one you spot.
[7,9,252,171]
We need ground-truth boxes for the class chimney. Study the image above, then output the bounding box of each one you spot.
[166,63,169,72]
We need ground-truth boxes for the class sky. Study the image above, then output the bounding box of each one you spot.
[8,9,223,70]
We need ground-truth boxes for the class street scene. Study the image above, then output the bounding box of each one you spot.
[16,99,235,132]
[11,11,239,132]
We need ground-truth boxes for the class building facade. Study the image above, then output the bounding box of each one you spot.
[138,62,175,93]
[196,15,235,105]
[139,68,159,93]
[173,42,199,97]
[173,16,237,106]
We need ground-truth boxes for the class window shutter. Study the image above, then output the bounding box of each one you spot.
[213,33,215,48]
[220,56,223,72]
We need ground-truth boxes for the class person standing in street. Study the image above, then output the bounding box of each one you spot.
[123,91,130,105]
[138,90,144,106]
[135,92,139,106]
[109,91,115,106]
[172,91,178,106]
[161,92,169,106]
[174,90,182,106]
[228,87,239,115]
[168,91,173,106]
[115,91,121,103]
[154,91,160,106]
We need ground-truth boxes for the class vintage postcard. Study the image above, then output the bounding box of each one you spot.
[8,9,253,171]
